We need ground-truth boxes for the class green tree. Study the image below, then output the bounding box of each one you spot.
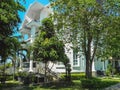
[9,37,21,80]
[50,0,120,78]
[33,18,69,82]
[97,16,120,73]
[0,0,25,60]
[0,0,25,37]
[0,0,25,82]
[0,0,25,59]
[0,37,21,82]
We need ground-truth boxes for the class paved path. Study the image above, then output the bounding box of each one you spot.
[104,83,120,90]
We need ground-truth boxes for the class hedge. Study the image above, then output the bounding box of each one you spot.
[60,73,85,80]
[81,78,120,89]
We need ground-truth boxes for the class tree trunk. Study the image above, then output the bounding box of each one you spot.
[2,58,6,84]
[85,58,92,78]
[89,60,92,77]
[115,60,118,73]
[85,58,89,78]
[85,35,92,78]
[65,67,68,81]
[13,63,15,81]
[86,29,93,78]
[85,60,93,78]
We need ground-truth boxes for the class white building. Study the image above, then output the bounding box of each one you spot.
[20,2,108,74]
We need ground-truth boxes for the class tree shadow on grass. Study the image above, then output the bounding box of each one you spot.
[39,81,82,90]
[21,81,82,90]
[0,82,22,90]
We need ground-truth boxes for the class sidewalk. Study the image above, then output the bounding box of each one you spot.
[104,83,120,90]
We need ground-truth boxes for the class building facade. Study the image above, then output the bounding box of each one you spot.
[20,2,108,73]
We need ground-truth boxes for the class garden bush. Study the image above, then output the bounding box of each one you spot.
[15,72,35,84]
[81,77,120,89]
[71,73,85,80]
[81,78,101,88]
[6,75,13,81]
[60,73,85,80]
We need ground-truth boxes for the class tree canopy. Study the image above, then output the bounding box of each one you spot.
[50,0,120,78]
[0,1,25,81]
[33,18,67,63]
[32,18,69,82]
[0,0,25,37]
[0,0,25,59]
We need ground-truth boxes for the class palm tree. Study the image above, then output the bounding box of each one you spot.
[0,37,12,83]
[8,37,30,80]
[6,37,21,81]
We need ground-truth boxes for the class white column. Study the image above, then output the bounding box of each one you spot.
[102,61,105,71]
[92,60,95,71]
[70,49,73,72]
[30,26,36,43]
[29,60,33,72]
[19,57,23,72]
[65,43,73,72]
[81,57,85,72]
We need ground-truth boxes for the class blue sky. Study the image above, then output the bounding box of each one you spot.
[15,0,49,36]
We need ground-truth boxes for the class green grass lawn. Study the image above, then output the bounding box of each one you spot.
[0,80,82,90]
[15,80,83,90]
[1,77,120,90]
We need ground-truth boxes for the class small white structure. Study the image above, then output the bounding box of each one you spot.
[29,60,33,72]
[20,1,108,74]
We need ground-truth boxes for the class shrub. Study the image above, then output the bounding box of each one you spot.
[60,73,85,80]
[81,78,101,88]
[81,77,120,89]
[106,63,116,76]
[6,75,13,81]
[71,73,85,80]
[15,72,35,84]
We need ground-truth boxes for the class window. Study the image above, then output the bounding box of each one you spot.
[33,62,36,68]
[23,62,29,68]
[73,52,79,66]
